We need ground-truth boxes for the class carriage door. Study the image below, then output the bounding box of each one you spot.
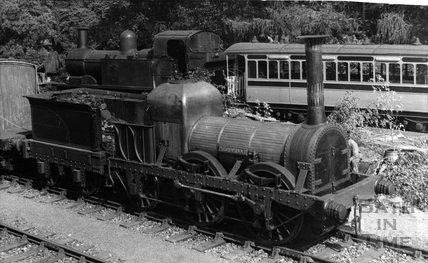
[167,40,187,73]
[228,55,246,99]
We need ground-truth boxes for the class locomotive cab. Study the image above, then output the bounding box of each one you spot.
[153,30,224,73]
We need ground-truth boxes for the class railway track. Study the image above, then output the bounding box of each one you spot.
[1,175,427,263]
[0,222,111,263]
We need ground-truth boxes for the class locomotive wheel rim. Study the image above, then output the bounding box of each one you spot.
[178,151,227,227]
[237,162,304,246]
[46,173,59,187]
[82,172,104,196]
[138,176,159,209]
[46,164,60,187]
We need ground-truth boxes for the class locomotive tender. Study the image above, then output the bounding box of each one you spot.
[0,31,394,246]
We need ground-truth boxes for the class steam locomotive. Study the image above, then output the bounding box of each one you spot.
[65,28,225,92]
[0,30,394,246]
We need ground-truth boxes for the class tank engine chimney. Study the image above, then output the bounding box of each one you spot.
[77,27,88,49]
[300,35,328,125]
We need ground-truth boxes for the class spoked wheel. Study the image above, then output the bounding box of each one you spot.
[46,172,60,187]
[176,151,227,227]
[138,175,159,209]
[237,162,304,245]
[45,163,60,187]
[82,172,104,196]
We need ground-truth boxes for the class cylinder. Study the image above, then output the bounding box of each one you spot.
[300,35,329,125]
[77,27,88,49]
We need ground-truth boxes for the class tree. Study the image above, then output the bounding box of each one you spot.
[376,12,412,44]
[221,2,362,44]
[269,2,361,43]
[0,0,57,61]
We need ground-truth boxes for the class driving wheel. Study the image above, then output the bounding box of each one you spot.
[237,162,304,245]
[138,175,159,209]
[176,151,227,227]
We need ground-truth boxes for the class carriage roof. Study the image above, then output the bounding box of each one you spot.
[225,42,428,57]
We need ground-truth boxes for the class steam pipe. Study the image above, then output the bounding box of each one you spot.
[299,35,329,125]
[77,27,88,49]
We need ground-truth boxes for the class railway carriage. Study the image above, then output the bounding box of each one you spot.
[225,42,428,130]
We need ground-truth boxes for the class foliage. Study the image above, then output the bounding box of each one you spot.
[328,75,403,147]
[0,1,425,65]
[368,75,403,148]
[88,1,150,49]
[54,2,101,52]
[168,67,213,83]
[254,99,273,119]
[268,2,361,43]
[381,151,428,211]
[327,91,370,142]
[54,90,107,109]
[376,12,412,44]
[0,0,57,61]
[222,2,362,44]
[223,18,272,42]
[168,1,225,35]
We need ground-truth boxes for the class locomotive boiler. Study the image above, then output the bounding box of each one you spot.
[65,28,225,92]
[1,34,395,247]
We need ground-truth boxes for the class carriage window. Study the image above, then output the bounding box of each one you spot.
[362,63,373,82]
[325,62,336,81]
[350,62,361,82]
[248,60,256,78]
[258,61,267,78]
[302,61,306,80]
[375,63,387,81]
[389,63,401,83]
[402,64,414,84]
[269,61,278,79]
[291,61,301,79]
[279,61,289,79]
[338,62,348,81]
[416,64,428,85]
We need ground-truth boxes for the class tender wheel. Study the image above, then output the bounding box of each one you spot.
[45,163,60,187]
[237,162,304,245]
[138,175,159,209]
[176,151,227,227]
[82,172,104,196]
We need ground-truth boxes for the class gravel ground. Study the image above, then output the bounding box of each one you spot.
[0,191,232,263]
[348,196,428,250]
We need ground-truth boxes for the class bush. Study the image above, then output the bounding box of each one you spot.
[381,151,428,211]
[327,91,370,143]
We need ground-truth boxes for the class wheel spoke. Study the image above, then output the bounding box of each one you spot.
[139,176,159,209]
[176,151,226,227]
[237,162,303,245]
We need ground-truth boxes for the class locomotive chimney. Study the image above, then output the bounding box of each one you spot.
[300,35,328,125]
[77,27,88,49]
